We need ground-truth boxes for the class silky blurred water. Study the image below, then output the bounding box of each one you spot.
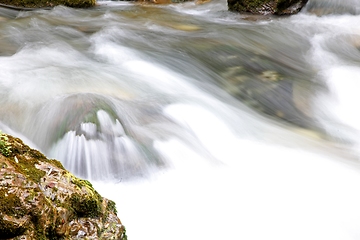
[0,0,360,239]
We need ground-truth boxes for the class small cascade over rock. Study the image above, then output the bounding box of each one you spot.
[30,93,165,180]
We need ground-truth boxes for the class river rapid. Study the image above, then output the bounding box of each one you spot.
[0,0,360,239]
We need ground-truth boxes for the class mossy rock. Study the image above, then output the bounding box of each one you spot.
[0,0,96,9]
[228,0,309,15]
[0,134,127,239]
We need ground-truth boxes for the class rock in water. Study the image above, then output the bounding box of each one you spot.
[0,0,95,9]
[0,133,127,240]
[228,0,309,15]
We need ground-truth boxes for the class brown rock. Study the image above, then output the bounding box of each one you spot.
[0,0,95,9]
[0,133,127,240]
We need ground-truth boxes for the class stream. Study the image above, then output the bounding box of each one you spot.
[0,0,360,239]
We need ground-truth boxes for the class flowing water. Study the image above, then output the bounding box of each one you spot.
[1,0,360,239]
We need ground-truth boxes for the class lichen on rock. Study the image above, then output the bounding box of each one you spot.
[0,133,127,240]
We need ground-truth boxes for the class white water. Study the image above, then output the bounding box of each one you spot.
[0,0,360,239]
[94,106,360,240]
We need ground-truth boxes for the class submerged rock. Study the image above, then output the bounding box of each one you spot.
[0,0,95,9]
[304,0,360,16]
[0,133,127,239]
[228,0,309,15]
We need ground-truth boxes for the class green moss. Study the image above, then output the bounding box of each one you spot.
[67,173,102,200]
[66,172,96,191]
[0,135,46,183]
[0,188,27,217]
[71,177,94,190]
[0,131,11,157]
[70,193,102,218]
[28,149,46,160]
[48,159,66,170]
[6,139,26,157]
[10,156,46,183]
[106,200,117,215]
[0,188,28,238]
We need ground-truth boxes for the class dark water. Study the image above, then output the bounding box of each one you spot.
[0,0,360,239]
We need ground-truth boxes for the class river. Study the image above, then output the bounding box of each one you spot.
[0,0,360,239]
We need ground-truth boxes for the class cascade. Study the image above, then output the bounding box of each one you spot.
[0,1,360,239]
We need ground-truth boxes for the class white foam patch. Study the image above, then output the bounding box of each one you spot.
[94,104,360,240]
[322,66,360,131]
[94,143,360,240]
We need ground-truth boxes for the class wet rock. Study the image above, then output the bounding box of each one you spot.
[0,0,95,9]
[221,63,316,128]
[0,134,127,240]
[228,0,309,15]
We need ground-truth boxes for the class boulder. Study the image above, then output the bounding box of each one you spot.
[0,0,95,9]
[228,0,309,15]
[0,132,127,240]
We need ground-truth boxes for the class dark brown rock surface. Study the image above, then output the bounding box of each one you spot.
[0,0,95,9]
[228,0,309,15]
